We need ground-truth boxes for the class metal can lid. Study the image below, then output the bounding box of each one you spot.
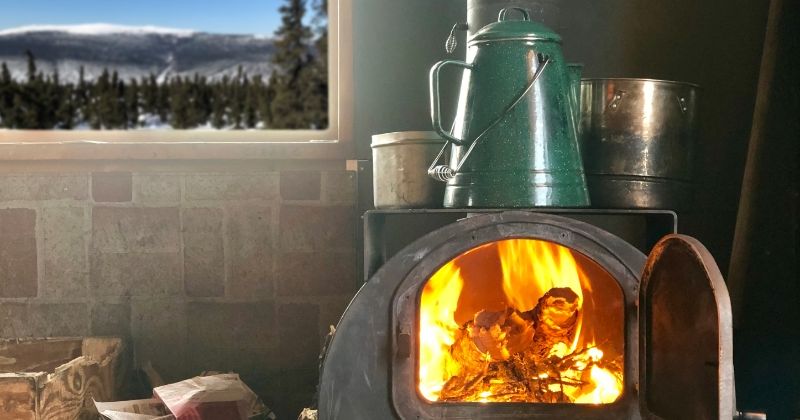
[371,131,446,148]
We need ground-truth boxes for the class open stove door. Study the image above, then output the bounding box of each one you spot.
[639,234,735,420]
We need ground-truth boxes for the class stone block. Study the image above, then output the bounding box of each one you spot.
[92,172,132,202]
[0,303,89,338]
[275,252,356,296]
[185,173,278,201]
[0,208,37,298]
[92,207,180,253]
[90,252,181,297]
[131,298,188,382]
[133,173,181,203]
[226,206,274,298]
[186,301,277,373]
[90,301,131,337]
[279,205,355,251]
[0,174,88,201]
[183,208,224,297]
[41,207,88,299]
[280,171,321,201]
[322,171,356,204]
[277,303,320,368]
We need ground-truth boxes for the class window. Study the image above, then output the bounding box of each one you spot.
[0,0,352,158]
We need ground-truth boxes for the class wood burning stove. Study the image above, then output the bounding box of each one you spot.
[319,211,735,419]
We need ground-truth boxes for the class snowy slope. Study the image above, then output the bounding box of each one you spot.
[0,24,276,83]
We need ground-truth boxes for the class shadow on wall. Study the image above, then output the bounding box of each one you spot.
[560,0,769,274]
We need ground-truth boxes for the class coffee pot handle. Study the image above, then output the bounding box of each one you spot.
[429,60,473,146]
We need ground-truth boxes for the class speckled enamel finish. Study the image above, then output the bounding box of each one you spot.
[440,15,589,208]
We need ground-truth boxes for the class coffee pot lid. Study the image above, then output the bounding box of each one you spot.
[471,7,561,43]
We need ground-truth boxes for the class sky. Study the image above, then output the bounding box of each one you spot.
[0,0,312,36]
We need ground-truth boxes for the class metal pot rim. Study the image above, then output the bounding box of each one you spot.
[580,77,701,89]
[371,131,446,148]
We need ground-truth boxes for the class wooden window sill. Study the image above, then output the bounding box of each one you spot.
[0,137,352,161]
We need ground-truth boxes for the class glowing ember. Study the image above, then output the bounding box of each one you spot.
[418,238,623,404]
[574,365,623,404]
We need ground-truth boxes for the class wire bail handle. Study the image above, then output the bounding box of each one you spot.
[427,55,551,182]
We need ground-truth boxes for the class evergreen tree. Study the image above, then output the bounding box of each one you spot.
[108,71,127,128]
[250,75,267,128]
[301,0,329,128]
[0,62,10,85]
[157,76,170,122]
[25,50,36,83]
[22,72,45,128]
[75,66,89,124]
[56,85,76,129]
[142,74,159,116]
[260,74,276,128]
[241,73,258,128]
[269,0,314,128]
[188,73,211,126]
[93,69,111,128]
[170,76,191,128]
[40,72,60,128]
[126,78,140,127]
[12,93,28,128]
[211,80,228,129]
[228,66,244,128]
[0,63,14,127]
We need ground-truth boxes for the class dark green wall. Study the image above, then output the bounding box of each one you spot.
[560,0,770,276]
[353,0,465,159]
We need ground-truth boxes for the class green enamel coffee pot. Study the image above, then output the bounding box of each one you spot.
[428,7,589,208]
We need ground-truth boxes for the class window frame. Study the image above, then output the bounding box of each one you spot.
[0,0,354,160]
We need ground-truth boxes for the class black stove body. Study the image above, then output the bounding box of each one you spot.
[319,211,735,420]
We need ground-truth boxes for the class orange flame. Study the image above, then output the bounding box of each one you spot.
[419,260,464,401]
[418,238,623,404]
[498,239,584,313]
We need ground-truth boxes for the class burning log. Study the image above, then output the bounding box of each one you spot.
[468,307,535,362]
[441,307,534,401]
[525,287,580,360]
[439,287,602,403]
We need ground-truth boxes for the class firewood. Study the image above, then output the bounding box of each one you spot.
[435,287,611,403]
[525,287,580,360]
[467,307,536,362]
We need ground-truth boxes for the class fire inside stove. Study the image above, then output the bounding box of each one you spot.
[418,238,624,404]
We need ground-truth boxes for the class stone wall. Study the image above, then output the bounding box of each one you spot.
[0,162,358,418]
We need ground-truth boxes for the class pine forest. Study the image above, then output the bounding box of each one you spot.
[0,0,327,130]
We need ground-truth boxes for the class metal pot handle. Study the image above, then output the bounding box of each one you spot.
[428,55,551,182]
[429,60,474,146]
[498,7,531,22]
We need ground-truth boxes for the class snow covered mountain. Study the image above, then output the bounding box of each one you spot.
[0,24,276,84]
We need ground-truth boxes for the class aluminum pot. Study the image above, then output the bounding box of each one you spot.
[372,131,447,209]
[579,78,699,210]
